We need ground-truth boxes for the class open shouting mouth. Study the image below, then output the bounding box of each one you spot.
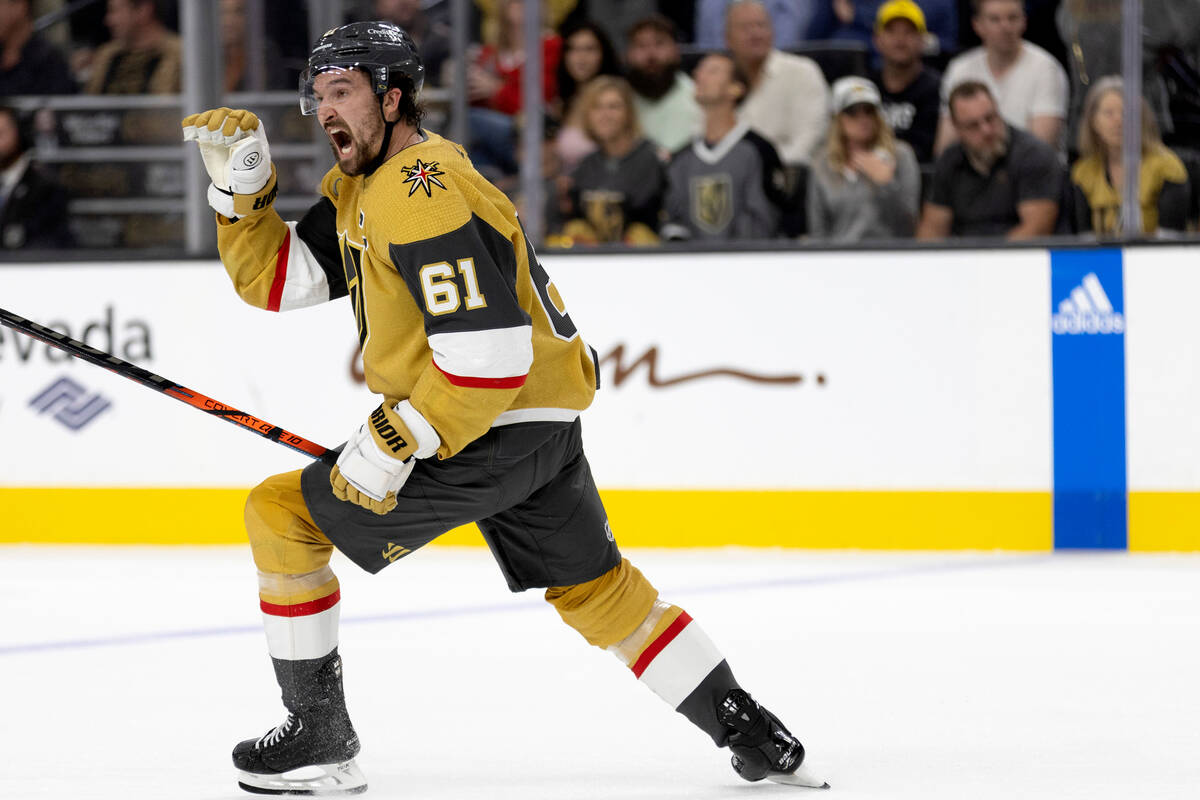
[327,128,352,157]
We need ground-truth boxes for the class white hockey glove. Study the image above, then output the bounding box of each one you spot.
[181,107,276,219]
[331,400,441,515]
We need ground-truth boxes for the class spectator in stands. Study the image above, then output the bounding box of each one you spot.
[817,0,958,56]
[553,21,622,172]
[808,76,920,241]
[870,0,941,163]
[1055,0,1120,151]
[725,0,829,166]
[464,0,562,177]
[662,52,785,241]
[477,0,576,47]
[0,105,72,248]
[562,0,652,60]
[694,0,812,50]
[220,0,291,92]
[374,0,452,87]
[0,0,76,95]
[555,22,622,118]
[85,0,181,94]
[469,0,561,115]
[935,0,1067,154]
[624,14,701,154]
[1070,76,1190,237]
[560,76,665,245]
[918,80,1062,239]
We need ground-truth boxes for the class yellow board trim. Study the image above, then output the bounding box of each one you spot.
[0,488,1053,549]
[1128,492,1200,551]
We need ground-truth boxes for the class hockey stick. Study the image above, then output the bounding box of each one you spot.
[0,306,338,466]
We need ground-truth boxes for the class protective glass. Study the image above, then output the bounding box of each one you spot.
[299,65,371,116]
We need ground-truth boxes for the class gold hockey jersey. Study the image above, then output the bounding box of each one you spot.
[216,130,598,458]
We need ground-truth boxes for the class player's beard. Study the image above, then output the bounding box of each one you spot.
[329,112,385,176]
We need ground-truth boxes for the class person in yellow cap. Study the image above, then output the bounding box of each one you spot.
[813,0,958,57]
[869,0,944,162]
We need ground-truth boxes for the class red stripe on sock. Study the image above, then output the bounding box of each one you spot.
[433,359,527,389]
[630,611,693,678]
[260,589,340,618]
[266,228,291,312]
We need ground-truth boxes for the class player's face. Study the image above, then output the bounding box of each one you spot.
[874,18,923,67]
[1093,90,1124,152]
[313,68,386,176]
[952,92,1006,161]
[973,0,1025,56]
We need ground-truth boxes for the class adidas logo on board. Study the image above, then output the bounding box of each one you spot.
[1052,272,1125,335]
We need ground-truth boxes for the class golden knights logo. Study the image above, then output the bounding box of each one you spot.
[581,189,625,243]
[690,174,733,235]
[403,158,447,197]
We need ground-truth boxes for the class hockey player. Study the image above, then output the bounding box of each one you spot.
[182,21,827,796]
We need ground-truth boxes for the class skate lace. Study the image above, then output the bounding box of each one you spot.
[257,713,301,749]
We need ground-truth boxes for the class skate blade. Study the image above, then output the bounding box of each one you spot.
[767,763,830,789]
[237,759,367,796]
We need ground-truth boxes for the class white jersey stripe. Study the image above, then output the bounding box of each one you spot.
[275,221,333,312]
[428,325,533,379]
[491,407,581,427]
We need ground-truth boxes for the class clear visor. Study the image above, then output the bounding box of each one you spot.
[299,65,369,116]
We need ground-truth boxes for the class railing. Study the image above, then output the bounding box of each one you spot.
[7,89,450,251]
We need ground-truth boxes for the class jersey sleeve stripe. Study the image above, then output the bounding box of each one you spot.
[266,227,291,312]
[427,325,533,380]
[266,221,335,312]
[433,360,527,388]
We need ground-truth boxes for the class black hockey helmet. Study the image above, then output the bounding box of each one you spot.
[300,21,425,115]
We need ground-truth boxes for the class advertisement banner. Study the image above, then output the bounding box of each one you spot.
[1049,249,1127,549]
[548,248,1052,490]
[0,252,1054,490]
[0,264,374,486]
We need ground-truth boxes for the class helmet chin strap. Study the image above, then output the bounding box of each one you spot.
[362,95,397,177]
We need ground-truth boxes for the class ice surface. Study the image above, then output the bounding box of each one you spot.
[2,546,1198,799]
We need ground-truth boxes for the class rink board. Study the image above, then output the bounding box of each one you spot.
[0,247,1196,550]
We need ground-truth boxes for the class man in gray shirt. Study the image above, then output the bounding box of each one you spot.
[917,80,1062,239]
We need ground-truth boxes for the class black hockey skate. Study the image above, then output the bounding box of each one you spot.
[717,689,829,789]
[233,654,365,795]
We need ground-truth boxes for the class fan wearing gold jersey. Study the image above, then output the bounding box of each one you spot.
[182,21,825,797]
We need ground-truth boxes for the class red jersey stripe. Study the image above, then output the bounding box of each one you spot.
[266,228,291,312]
[433,359,527,389]
[260,589,340,618]
[630,611,693,678]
